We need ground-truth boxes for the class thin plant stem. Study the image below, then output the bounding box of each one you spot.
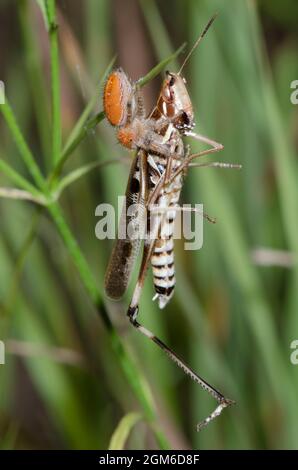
[0,187,45,205]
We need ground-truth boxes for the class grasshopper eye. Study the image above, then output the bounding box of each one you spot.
[169,76,175,87]
[166,71,175,87]
[182,111,190,124]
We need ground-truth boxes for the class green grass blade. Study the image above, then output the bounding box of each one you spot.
[46,0,61,165]
[18,0,51,167]
[108,412,142,450]
[52,111,105,179]
[139,0,178,63]
[137,43,186,87]
[55,159,124,197]
[0,101,46,191]
[247,0,298,335]
[0,158,41,197]
[35,0,50,30]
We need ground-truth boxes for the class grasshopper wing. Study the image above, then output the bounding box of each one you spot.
[104,151,148,299]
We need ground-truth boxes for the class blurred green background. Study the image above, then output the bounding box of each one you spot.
[0,0,298,450]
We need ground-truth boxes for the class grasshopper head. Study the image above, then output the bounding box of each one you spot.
[156,71,195,132]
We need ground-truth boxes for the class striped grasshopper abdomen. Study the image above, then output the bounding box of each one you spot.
[148,128,185,309]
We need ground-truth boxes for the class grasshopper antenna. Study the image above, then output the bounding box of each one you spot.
[178,13,218,75]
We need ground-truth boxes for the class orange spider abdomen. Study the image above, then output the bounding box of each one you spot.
[103,70,132,127]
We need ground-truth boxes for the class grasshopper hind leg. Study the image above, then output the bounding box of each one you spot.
[127,305,235,431]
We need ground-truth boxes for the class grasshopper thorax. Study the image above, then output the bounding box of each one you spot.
[156,71,195,133]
